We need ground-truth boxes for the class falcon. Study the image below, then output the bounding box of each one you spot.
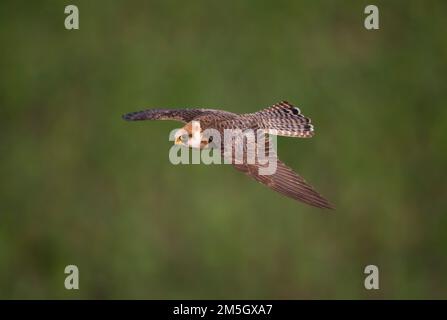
[123,101,333,209]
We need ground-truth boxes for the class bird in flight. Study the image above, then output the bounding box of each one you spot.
[123,101,333,209]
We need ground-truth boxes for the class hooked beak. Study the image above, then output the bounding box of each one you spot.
[175,137,182,145]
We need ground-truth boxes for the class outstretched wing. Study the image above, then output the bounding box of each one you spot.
[252,101,314,138]
[233,160,333,209]
[122,108,212,123]
[223,135,333,209]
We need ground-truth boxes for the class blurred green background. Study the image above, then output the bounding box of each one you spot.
[1,0,446,299]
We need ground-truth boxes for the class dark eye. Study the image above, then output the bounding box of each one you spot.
[291,107,300,115]
[208,136,213,143]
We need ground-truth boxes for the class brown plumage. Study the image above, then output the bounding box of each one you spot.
[123,101,333,209]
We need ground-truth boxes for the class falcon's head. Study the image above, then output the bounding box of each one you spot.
[174,121,213,149]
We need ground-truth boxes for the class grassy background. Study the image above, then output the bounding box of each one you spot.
[1,0,446,299]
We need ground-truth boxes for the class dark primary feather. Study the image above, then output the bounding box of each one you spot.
[221,135,333,209]
[122,108,209,123]
[233,160,333,209]
[122,108,237,124]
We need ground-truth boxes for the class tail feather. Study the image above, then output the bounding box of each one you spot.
[253,101,314,138]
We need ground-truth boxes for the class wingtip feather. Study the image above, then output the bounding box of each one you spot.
[122,112,139,121]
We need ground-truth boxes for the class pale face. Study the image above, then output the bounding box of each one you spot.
[174,130,201,148]
[174,121,209,149]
